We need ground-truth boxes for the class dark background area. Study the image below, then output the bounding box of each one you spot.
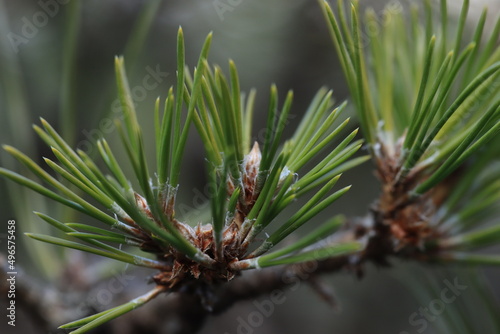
[0,1,499,333]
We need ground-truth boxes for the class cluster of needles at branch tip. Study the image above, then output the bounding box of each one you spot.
[0,24,365,333]
[323,0,500,262]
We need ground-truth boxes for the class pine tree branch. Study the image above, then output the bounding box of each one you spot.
[0,216,379,334]
[109,215,388,334]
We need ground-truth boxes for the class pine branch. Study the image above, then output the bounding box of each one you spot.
[1,1,500,333]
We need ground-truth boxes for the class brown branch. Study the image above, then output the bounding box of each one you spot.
[110,215,397,334]
[107,255,356,334]
[0,214,406,334]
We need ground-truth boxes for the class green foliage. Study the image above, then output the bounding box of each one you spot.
[58,286,166,334]
[322,0,500,190]
[0,26,365,332]
[1,0,500,332]
[322,0,500,265]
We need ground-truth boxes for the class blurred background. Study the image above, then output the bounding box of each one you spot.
[0,0,499,333]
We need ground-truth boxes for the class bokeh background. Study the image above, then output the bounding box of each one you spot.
[1,0,499,333]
